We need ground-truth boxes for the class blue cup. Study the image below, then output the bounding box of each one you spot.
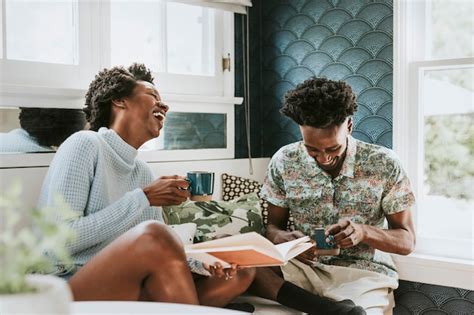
[312,227,340,255]
[187,171,215,201]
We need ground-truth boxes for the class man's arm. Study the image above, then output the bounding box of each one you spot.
[265,203,300,244]
[327,209,416,255]
[265,203,317,263]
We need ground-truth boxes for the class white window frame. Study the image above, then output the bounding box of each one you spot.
[393,0,474,290]
[138,94,235,162]
[0,0,101,108]
[0,0,242,163]
[100,0,232,97]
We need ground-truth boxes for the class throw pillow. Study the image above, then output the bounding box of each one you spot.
[221,173,295,231]
[169,223,197,245]
[163,193,263,243]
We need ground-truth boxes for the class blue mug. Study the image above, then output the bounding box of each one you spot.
[312,227,340,255]
[186,171,215,201]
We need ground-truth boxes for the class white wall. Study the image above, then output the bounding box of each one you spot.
[0,158,270,211]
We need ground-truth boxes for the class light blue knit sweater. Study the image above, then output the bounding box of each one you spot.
[38,127,165,267]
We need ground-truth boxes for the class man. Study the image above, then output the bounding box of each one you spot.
[259,77,416,314]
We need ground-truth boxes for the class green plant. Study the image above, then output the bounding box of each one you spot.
[0,181,77,294]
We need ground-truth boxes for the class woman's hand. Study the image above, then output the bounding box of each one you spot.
[204,262,238,280]
[143,175,190,206]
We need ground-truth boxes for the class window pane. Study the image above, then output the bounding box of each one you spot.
[166,2,215,76]
[419,68,474,244]
[427,0,474,59]
[140,112,226,150]
[110,0,161,71]
[6,0,78,64]
[0,0,3,59]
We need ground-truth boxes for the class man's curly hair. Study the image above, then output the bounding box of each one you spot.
[84,63,155,131]
[281,77,357,128]
[19,108,86,147]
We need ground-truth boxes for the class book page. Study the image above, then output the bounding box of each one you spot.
[188,232,274,248]
[284,242,314,261]
[185,232,315,267]
[274,236,311,258]
[187,232,280,257]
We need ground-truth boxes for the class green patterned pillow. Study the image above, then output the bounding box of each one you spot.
[163,193,263,243]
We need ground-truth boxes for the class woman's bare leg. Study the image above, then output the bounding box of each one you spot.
[68,221,199,304]
[194,268,256,307]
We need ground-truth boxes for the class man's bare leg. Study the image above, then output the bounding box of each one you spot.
[194,268,256,307]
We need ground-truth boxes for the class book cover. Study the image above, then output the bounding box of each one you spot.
[185,232,313,268]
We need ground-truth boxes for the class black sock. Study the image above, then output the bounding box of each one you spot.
[225,302,255,313]
[276,281,365,315]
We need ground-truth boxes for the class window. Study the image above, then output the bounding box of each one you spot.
[395,0,473,261]
[0,0,97,97]
[108,0,224,96]
[5,0,78,65]
[138,100,234,161]
[0,0,3,59]
[110,1,162,72]
[1,0,231,98]
[143,112,226,151]
[0,0,240,161]
[110,1,215,76]
[166,2,215,76]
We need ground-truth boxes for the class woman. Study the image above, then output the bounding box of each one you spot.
[38,64,255,307]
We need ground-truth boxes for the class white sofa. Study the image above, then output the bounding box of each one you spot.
[0,156,300,314]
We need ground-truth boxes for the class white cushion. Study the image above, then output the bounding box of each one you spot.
[169,223,197,245]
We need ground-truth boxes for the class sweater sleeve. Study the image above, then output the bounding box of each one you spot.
[39,132,150,255]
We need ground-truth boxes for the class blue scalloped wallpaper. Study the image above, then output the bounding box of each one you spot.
[236,0,394,158]
[234,1,474,314]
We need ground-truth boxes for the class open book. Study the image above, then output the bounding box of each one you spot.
[185,232,314,268]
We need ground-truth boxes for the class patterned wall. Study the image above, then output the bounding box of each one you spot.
[236,0,394,158]
[234,0,474,314]
[394,281,474,314]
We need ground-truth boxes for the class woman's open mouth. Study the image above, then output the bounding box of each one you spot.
[153,111,166,121]
[152,110,166,132]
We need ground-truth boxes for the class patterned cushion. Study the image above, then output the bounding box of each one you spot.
[221,173,295,231]
[163,193,263,243]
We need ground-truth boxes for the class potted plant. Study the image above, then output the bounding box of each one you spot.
[0,181,77,314]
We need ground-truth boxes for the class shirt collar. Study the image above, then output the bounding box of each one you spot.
[339,135,356,178]
[301,135,357,179]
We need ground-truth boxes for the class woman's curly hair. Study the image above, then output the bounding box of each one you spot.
[281,77,357,128]
[19,108,86,147]
[84,63,155,131]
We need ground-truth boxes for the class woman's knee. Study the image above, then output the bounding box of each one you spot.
[132,221,184,259]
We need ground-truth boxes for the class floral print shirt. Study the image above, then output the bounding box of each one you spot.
[260,135,415,277]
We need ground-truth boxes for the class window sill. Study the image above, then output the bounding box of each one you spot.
[392,253,474,290]
[0,84,243,109]
[0,153,56,168]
